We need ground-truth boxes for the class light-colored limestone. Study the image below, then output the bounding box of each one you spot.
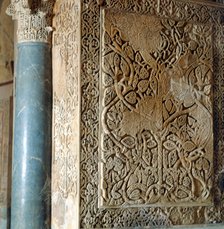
[52,0,80,228]
[52,0,224,228]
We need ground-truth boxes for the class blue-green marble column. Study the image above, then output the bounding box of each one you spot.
[11,42,52,229]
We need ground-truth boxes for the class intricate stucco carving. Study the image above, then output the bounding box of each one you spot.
[6,0,55,43]
[100,9,213,208]
[79,0,224,228]
[52,0,224,228]
[52,0,80,228]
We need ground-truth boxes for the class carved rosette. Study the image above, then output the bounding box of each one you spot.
[6,0,55,43]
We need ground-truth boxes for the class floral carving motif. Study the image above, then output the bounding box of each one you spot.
[78,0,224,228]
[100,9,213,207]
[52,0,80,228]
[6,0,55,43]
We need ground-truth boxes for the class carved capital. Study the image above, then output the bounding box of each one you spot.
[6,0,55,43]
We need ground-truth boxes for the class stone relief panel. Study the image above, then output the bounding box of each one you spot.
[99,9,213,207]
[52,0,80,228]
[79,0,224,228]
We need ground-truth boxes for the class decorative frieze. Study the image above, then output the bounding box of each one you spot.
[52,0,80,228]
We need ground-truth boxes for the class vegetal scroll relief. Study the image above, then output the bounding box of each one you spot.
[100,9,213,207]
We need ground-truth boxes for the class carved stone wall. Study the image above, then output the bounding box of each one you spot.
[52,0,80,228]
[100,9,213,208]
[52,0,224,228]
[6,0,55,43]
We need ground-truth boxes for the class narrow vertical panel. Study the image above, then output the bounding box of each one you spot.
[0,97,11,229]
[52,0,81,228]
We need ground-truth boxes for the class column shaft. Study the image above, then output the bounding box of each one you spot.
[11,42,51,229]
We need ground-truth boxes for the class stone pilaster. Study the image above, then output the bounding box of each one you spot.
[52,0,80,228]
[6,1,54,228]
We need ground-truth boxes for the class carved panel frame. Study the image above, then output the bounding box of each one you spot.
[79,0,224,228]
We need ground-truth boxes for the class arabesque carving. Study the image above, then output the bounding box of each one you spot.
[6,0,55,43]
[79,0,224,228]
[52,0,80,228]
[100,9,213,207]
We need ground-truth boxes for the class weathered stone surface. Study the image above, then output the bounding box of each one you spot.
[52,0,224,228]
[52,0,80,228]
[0,0,13,83]
[99,9,213,207]
[6,0,55,43]
[0,96,12,229]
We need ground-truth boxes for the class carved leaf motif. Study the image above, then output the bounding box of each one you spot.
[164,140,176,151]
[104,31,112,44]
[114,53,121,67]
[165,99,173,113]
[182,141,196,152]
[176,188,188,199]
[182,176,191,187]
[146,139,157,149]
[125,91,137,104]
[103,73,114,87]
[168,150,178,167]
[107,119,116,130]
[202,158,210,171]
[115,34,122,46]
[104,87,116,106]
[121,136,135,148]
[204,85,211,96]
[135,52,143,63]
[111,180,123,200]
[120,58,130,76]
[128,174,138,187]
[124,45,134,60]
[138,80,149,92]
[129,189,141,200]
[177,115,188,128]
[139,67,149,79]
[103,56,112,73]
[150,75,158,93]
[147,175,155,186]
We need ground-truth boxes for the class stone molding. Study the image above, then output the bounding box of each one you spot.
[6,0,55,43]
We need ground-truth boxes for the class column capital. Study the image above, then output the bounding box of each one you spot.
[6,0,55,43]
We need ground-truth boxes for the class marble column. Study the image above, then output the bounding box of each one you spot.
[6,1,54,228]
